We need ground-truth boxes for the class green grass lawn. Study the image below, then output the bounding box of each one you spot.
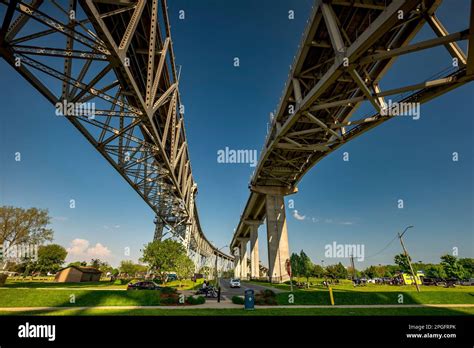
[247,279,474,293]
[1,279,472,308]
[0,278,206,307]
[166,278,204,290]
[275,290,474,305]
[4,280,126,289]
[1,307,473,316]
[244,280,474,305]
[3,278,204,291]
[0,289,164,307]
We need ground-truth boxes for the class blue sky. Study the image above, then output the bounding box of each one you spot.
[0,0,472,269]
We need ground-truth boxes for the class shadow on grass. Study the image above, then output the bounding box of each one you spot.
[275,288,474,307]
[3,281,121,289]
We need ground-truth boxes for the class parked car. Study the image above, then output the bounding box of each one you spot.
[460,278,474,286]
[229,278,241,288]
[422,277,438,286]
[444,278,458,288]
[166,273,178,281]
[127,281,162,290]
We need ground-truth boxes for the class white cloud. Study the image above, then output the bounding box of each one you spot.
[114,225,120,229]
[66,238,112,261]
[87,243,111,257]
[292,210,306,221]
[66,238,89,255]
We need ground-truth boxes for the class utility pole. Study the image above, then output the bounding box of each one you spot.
[398,226,420,292]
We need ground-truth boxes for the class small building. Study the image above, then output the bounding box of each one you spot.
[55,266,102,283]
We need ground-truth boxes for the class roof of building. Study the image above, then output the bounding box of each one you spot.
[58,265,102,274]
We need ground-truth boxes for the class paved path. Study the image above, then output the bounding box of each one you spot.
[218,278,283,300]
[0,304,473,312]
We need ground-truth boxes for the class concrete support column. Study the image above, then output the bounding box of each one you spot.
[239,240,248,280]
[265,194,290,283]
[249,225,259,279]
[233,252,241,279]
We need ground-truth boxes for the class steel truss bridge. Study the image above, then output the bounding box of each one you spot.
[230,0,474,282]
[0,0,233,273]
[1,0,473,281]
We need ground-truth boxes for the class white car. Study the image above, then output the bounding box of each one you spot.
[230,278,241,288]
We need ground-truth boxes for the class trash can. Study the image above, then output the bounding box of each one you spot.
[244,289,255,310]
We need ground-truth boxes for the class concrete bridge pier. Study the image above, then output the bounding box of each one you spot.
[233,249,241,279]
[238,238,249,280]
[245,221,261,279]
[265,194,290,283]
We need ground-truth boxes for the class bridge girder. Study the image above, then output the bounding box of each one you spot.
[230,0,474,275]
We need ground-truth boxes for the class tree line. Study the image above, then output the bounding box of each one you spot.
[290,250,473,282]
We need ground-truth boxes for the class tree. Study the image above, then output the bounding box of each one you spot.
[97,261,113,276]
[311,264,325,278]
[199,266,212,279]
[299,250,313,286]
[325,262,348,279]
[140,239,186,283]
[363,265,386,279]
[119,260,146,277]
[394,254,411,272]
[174,254,195,288]
[458,258,473,279]
[290,253,301,279]
[0,206,53,246]
[440,254,466,279]
[90,259,102,268]
[424,264,447,279]
[68,261,87,267]
[363,265,378,278]
[36,244,67,274]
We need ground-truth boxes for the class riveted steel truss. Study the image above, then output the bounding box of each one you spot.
[231,0,474,247]
[0,0,233,268]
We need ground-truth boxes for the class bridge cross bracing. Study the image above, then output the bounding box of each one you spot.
[0,0,233,270]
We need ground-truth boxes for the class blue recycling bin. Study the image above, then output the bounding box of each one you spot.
[244,289,255,310]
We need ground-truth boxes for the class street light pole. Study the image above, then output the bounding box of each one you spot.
[214,245,228,288]
[398,225,420,292]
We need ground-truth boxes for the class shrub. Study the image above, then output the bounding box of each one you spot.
[186,295,205,305]
[114,279,129,285]
[161,286,177,294]
[160,296,178,305]
[232,295,244,305]
[262,289,276,298]
[255,289,277,305]
[0,274,7,287]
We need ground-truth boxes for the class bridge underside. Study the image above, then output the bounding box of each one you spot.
[231,0,474,282]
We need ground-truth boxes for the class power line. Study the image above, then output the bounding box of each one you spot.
[364,234,399,260]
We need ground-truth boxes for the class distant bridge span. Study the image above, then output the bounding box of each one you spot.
[0,0,233,271]
[230,0,474,282]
